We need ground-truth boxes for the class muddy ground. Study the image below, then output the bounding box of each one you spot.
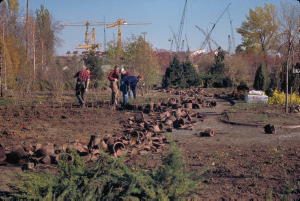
[1,89,300,200]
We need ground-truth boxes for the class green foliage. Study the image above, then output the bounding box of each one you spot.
[64,80,73,91]
[124,36,161,94]
[162,55,183,88]
[12,142,200,200]
[84,50,104,81]
[35,5,55,66]
[162,55,201,88]
[253,62,267,91]
[0,99,14,106]
[13,171,57,199]
[182,56,201,87]
[237,81,249,91]
[236,3,279,55]
[151,137,199,200]
[208,47,231,88]
[105,36,160,94]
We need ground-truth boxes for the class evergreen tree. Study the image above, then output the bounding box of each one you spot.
[182,56,200,87]
[162,55,185,88]
[209,47,228,87]
[253,62,267,91]
[84,50,104,81]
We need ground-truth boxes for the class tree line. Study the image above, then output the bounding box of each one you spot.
[1,1,300,98]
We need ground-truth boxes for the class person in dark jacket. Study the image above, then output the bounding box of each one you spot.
[73,69,90,107]
[119,67,132,106]
[122,75,143,106]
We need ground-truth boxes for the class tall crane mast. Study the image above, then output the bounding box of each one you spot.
[177,0,187,52]
[228,34,232,53]
[169,26,178,52]
[227,8,236,53]
[185,34,190,52]
[200,3,231,50]
[106,19,151,47]
[61,21,108,51]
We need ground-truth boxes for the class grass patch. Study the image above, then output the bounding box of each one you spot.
[0,99,14,106]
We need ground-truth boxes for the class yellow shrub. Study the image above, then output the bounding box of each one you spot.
[268,90,300,105]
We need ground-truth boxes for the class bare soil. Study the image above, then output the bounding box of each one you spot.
[1,89,300,200]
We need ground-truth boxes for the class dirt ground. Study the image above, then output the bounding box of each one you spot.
[1,89,300,200]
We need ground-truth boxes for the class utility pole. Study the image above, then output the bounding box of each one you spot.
[3,24,6,90]
[0,23,2,97]
[33,20,36,81]
[285,55,290,114]
[25,0,29,57]
[141,32,147,41]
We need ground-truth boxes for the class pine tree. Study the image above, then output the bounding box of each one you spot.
[162,55,185,88]
[182,56,200,87]
[253,62,267,91]
[84,50,104,81]
[209,47,227,87]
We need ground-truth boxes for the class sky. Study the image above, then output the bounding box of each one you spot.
[18,0,299,56]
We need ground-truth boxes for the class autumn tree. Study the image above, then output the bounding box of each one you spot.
[0,0,25,89]
[105,42,125,67]
[125,36,160,94]
[224,54,250,86]
[277,2,300,113]
[236,3,279,60]
[35,5,61,79]
[106,36,160,94]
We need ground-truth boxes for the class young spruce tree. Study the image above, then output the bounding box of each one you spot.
[182,56,200,87]
[162,55,186,88]
[253,62,267,91]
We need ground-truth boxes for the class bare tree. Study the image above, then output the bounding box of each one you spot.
[277,2,300,113]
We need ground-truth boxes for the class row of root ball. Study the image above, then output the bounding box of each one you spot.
[0,95,217,169]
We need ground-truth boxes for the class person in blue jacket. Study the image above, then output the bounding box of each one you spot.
[121,75,143,106]
[119,67,132,106]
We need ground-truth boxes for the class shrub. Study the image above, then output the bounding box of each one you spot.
[11,140,201,200]
[268,90,300,105]
[253,62,267,91]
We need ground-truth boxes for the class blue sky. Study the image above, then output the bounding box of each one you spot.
[18,0,299,56]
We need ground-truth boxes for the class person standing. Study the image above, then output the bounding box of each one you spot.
[123,75,143,106]
[119,67,131,107]
[74,69,90,107]
[107,66,119,105]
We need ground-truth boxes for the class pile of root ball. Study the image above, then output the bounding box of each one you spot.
[0,93,217,169]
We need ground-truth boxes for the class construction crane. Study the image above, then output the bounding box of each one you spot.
[195,25,220,50]
[177,0,187,52]
[227,8,236,54]
[228,35,232,53]
[169,26,178,52]
[106,19,151,47]
[185,34,190,52]
[200,3,231,50]
[61,21,107,51]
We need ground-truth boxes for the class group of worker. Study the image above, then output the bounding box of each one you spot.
[73,66,143,107]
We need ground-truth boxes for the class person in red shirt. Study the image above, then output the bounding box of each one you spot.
[74,69,90,107]
[107,66,119,105]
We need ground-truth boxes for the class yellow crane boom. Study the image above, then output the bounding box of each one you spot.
[61,21,109,51]
[106,19,151,47]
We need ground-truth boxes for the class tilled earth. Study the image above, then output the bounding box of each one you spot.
[1,91,300,200]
